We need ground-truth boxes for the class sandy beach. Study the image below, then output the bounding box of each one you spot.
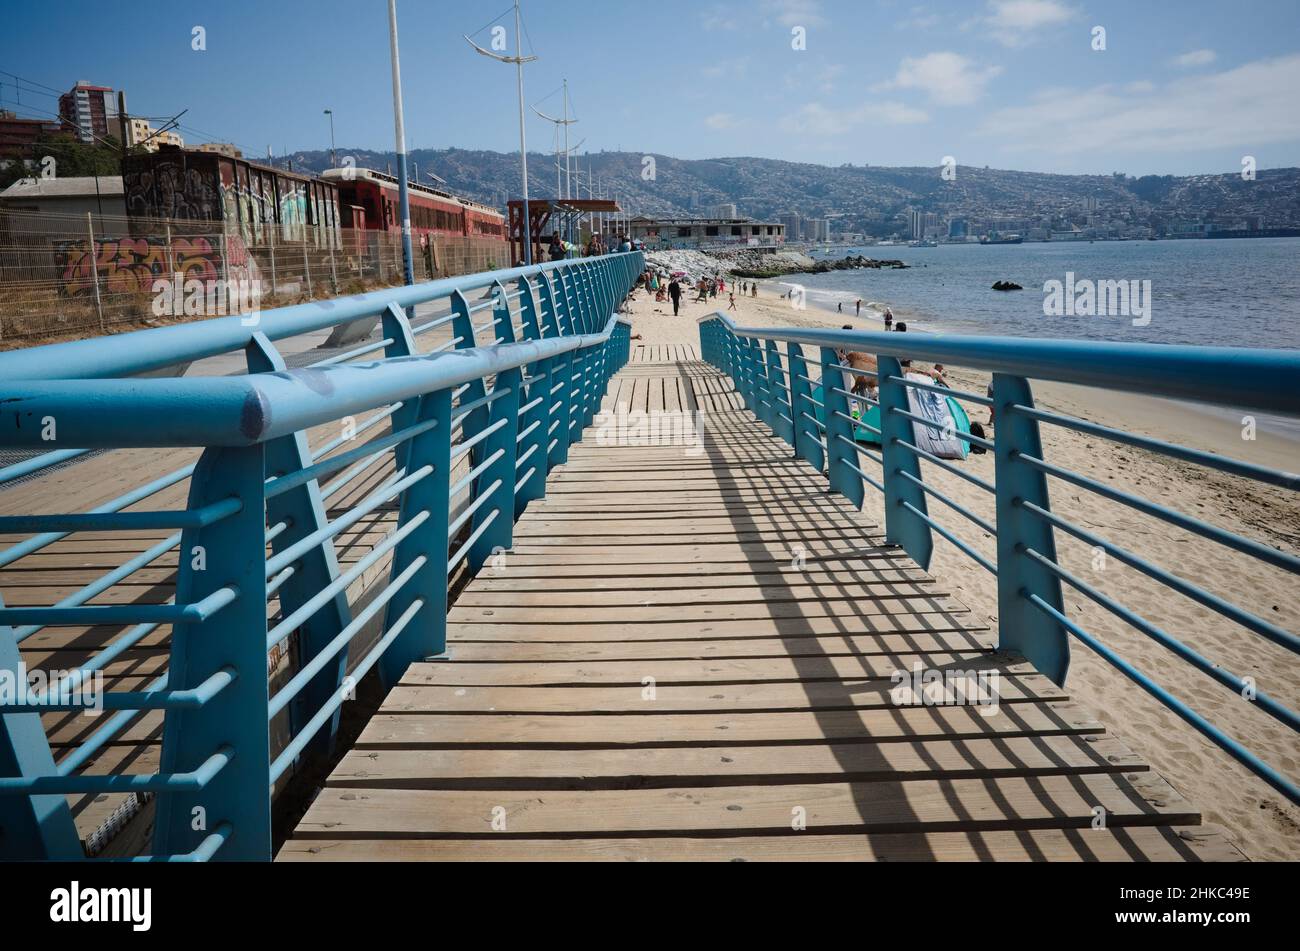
[623,272,1300,861]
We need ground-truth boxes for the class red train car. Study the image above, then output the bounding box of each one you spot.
[320,167,505,241]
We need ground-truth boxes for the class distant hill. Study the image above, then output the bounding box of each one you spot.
[280,147,1300,237]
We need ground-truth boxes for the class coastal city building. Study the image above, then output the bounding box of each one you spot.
[58,81,117,143]
[0,110,68,159]
[123,116,185,152]
[0,174,127,219]
[624,215,785,249]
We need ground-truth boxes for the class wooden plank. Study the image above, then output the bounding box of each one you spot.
[355,702,1101,747]
[446,613,989,641]
[326,734,1143,789]
[278,826,1246,862]
[395,651,1031,686]
[444,630,993,661]
[446,596,967,624]
[454,581,938,608]
[291,772,1197,837]
[379,674,1064,714]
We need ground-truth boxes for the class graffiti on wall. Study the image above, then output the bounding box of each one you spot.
[55,235,254,297]
[123,156,222,221]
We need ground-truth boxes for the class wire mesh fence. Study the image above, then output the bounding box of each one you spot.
[0,208,510,343]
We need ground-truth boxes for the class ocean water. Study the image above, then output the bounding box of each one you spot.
[796,237,1300,350]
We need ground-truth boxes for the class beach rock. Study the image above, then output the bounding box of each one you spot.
[991,280,1024,291]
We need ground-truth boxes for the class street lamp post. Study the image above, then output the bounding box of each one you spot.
[386,0,415,286]
[323,109,336,168]
[466,1,537,265]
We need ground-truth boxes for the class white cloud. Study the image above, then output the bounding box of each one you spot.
[977,54,1300,154]
[897,6,941,30]
[762,0,827,28]
[976,0,1078,47]
[875,52,1003,106]
[704,112,742,130]
[1171,49,1217,68]
[782,101,930,136]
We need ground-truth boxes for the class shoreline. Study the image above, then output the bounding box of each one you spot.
[689,261,1300,464]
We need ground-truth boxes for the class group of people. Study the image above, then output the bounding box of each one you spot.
[545,232,639,262]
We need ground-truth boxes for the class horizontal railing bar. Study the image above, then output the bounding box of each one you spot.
[1016,450,1300,575]
[265,511,429,649]
[56,674,167,775]
[448,477,503,539]
[831,409,882,438]
[0,448,94,486]
[889,406,995,450]
[0,745,232,796]
[308,337,395,369]
[698,311,1300,415]
[1009,403,1298,491]
[450,417,509,462]
[837,455,885,494]
[267,416,439,500]
[1,253,642,382]
[448,507,500,573]
[0,496,241,534]
[0,462,195,569]
[888,374,992,405]
[1020,545,1299,728]
[0,586,237,628]
[899,469,998,536]
[1,666,233,714]
[449,449,505,501]
[1018,500,1299,654]
[893,436,996,494]
[269,555,427,718]
[308,401,402,462]
[901,500,997,575]
[834,432,883,466]
[12,533,180,642]
[1023,591,1299,805]
[265,465,433,577]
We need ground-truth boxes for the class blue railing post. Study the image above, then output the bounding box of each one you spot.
[787,343,825,474]
[379,385,453,680]
[765,338,794,447]
[992,373,1070,685]
[876,354,934,568]
[0,598,82,860]
[469,365,522,573]
[819,347,865,508]
[154,444,271,861]
[537,272,572,468]
[514,275,549,512]
[245,333,351,759]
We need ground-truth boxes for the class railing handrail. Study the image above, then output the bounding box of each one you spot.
[0,252,642,382]
[0,314,626,449]
[698,311,1300,415]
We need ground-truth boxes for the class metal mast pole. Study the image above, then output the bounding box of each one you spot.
[386,0,414,285]
[513,0,532,265]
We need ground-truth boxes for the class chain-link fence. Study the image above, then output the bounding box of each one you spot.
[0,209,510,344]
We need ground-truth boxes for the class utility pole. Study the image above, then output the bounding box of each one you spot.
[466,0,537,264]
[323,109,336,168]
[386,0,414,285]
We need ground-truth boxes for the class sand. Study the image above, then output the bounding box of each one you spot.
[622,276,1300,861]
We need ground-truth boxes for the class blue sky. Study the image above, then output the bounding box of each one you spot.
[2,0,1298,175]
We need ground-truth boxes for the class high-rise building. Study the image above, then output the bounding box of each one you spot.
[124,117,185,152]
[779,212,802,242]
[59,81,117,144]
[948,218,968,239]
[909,209,924,239]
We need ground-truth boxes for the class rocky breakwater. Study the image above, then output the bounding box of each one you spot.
[724,249,909,279]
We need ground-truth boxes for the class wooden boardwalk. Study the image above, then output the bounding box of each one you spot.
[281,347,1242,862]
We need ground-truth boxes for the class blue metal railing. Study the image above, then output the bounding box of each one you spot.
[0,251,644,861]
[698,312,1299,806]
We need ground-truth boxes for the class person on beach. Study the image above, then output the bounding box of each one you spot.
[883,307,894,330]
[728,292,737,311]
[668,278,683,316]
[751,283,757,298]
[856,299,862,317]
